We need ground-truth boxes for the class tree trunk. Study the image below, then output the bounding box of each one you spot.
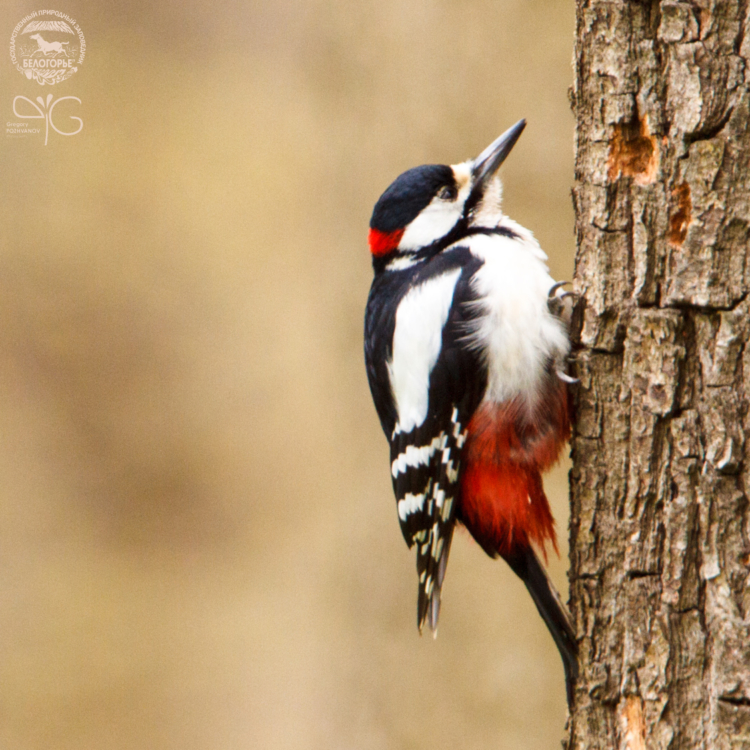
[568,1,750,747]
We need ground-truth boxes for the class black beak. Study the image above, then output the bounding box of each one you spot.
[469,119,526,202]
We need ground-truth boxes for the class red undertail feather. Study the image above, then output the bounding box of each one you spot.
[460,386,570,560]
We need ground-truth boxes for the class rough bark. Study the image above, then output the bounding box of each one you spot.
[569,1,750,747]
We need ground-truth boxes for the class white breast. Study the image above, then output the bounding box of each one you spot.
[464,229,569,405]
[388,268,463,434]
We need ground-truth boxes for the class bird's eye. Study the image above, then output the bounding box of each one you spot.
[437,185,457,201]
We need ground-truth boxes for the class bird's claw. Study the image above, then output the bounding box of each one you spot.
[548,282,578,322]
[548,280,570,298]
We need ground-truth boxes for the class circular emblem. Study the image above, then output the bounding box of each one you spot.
[9,10,85,86]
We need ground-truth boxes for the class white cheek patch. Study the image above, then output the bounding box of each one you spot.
[388,268,462,433]
[398,164,472,251]
[398,196,463,251]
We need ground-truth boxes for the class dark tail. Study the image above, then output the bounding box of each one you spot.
[503,545,578,707]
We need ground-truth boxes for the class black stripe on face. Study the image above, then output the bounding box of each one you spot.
[370,165,456,233]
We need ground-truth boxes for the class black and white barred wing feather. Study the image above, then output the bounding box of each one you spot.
[390,405,468,632]
[365,248,485,633]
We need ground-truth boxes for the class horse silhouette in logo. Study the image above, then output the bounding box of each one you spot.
[29,34,69,56]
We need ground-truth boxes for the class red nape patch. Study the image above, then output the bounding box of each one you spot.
[460,397,570,560]
[368,227,404,256]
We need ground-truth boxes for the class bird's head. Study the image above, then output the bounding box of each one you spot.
[368,119,526,267]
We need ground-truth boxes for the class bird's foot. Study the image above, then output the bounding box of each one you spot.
[548,281,578,324]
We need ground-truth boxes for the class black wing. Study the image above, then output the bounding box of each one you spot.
[366,248,486,632]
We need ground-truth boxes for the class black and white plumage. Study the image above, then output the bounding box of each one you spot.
[364,120,578,703]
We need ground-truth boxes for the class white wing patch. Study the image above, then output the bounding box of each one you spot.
[388,268,462,434]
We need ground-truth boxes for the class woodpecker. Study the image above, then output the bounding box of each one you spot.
[364,120,578,703]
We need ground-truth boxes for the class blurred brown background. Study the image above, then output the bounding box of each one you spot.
[0,1,575,748]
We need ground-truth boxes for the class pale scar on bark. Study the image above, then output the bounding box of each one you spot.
[619,695,647,750]
[607,116,659,185]
[607,116,694,248]
[668,182,692,248]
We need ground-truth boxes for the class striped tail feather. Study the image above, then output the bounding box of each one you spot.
[416,516,455,633]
